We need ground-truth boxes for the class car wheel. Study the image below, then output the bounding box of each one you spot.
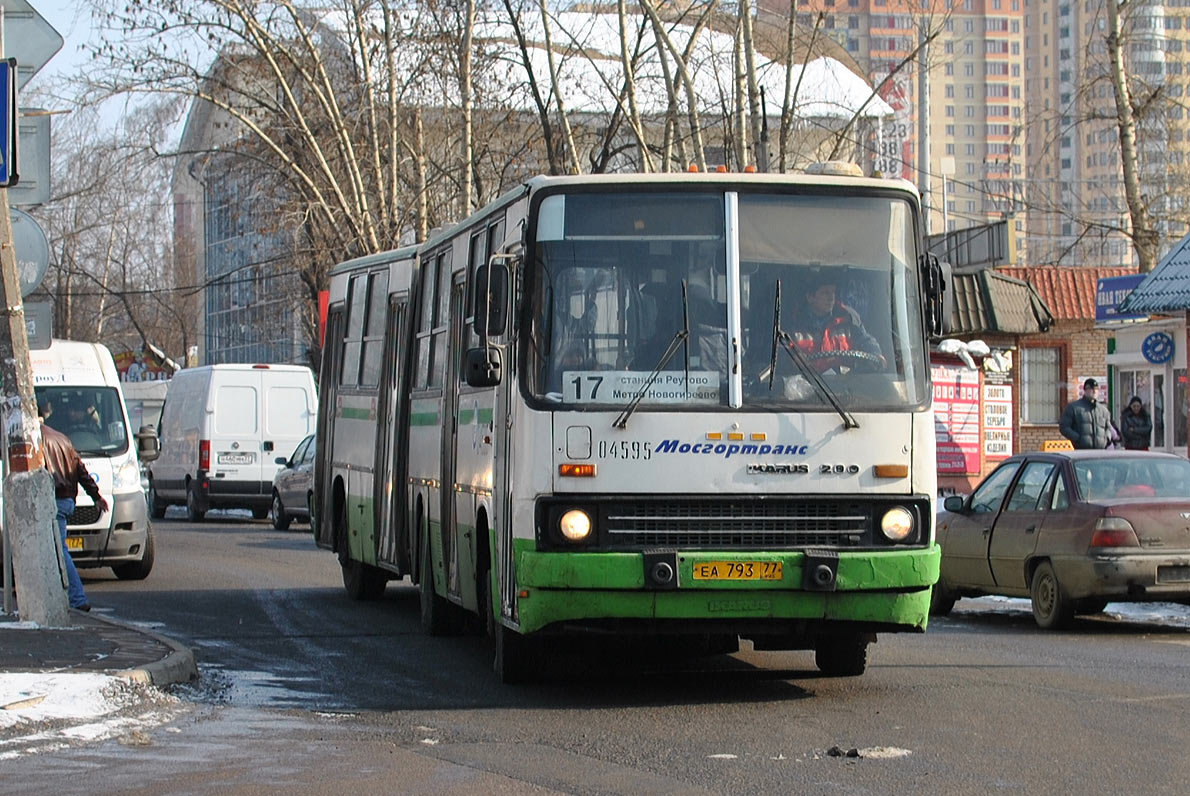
[1076,598,1109,615]
[930,579,957,616]
[419,531,462,636]
[815,633,870,677]
[112,527,155,581]
[271,492,291,530]
[186,483,205,522]
[148,481,166,520]
[1030,561,1074,629]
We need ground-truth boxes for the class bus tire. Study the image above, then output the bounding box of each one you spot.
[495,623,536,685]
[477,561,495,639]
[186,482,205,523]
[419,532,461,636]
[112,528,155,581]
[814,634,870,677]
[341,556,387,601]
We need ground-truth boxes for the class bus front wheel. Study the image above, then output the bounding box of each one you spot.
[341,556,386,601]
[495,623,537,685]
[814,634,870,677]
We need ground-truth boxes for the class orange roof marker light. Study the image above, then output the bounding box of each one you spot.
[688,164,700,172]
[715,165,728,173]
[743,164,757,173]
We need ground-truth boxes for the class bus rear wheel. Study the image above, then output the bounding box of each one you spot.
[419,536,461,636]
[340,556,386,601]
[814,634,870,677]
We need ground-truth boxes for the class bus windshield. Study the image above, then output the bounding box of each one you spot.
[526,189,927,411]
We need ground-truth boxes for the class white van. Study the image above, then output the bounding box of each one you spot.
[148,364,318,521]
[31,340,156,580]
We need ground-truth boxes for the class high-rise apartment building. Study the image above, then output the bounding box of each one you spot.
[765,0,1028,253]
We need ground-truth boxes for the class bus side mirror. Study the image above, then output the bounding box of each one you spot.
[464,346,503,388]
[473,262,510,338]
[920,254,953,339]
[136,425,160,462]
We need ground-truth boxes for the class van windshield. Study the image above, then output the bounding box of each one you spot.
[35,386,129,456]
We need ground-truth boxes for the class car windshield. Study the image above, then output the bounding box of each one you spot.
[524,189,927,411]
[1074,457,1190,501]
[35,386,129,456]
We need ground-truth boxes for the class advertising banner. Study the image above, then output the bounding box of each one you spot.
[933,363,981,474]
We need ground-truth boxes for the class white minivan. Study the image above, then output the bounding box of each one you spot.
[31,340,156,580]
[148,364,318,521]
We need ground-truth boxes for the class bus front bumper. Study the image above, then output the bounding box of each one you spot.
[512,544,940,635]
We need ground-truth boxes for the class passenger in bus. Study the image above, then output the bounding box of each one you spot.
[785,269,883,373]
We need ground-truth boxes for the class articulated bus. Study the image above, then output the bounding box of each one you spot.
[315,170,949,683]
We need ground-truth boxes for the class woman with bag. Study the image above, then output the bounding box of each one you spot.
[1120,395,1152,450]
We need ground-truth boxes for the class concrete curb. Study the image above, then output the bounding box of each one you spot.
[88,612,199,688]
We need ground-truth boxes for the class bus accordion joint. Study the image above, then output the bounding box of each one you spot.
[559,463,596,477]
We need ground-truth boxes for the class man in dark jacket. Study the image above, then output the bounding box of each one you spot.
[1059,378,1114,450]
[787,270,883,372]
[39,402,108,611]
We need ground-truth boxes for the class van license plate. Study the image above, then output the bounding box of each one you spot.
[218,453,255,465]
[65,536,84,550]
[691,561,783,580]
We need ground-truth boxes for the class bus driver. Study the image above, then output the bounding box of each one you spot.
[785,269,883,373]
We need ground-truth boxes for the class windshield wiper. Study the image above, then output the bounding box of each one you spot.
[766,280,858,430]
[612,281,691,429]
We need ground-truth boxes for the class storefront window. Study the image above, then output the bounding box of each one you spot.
[1021,347,1060,423]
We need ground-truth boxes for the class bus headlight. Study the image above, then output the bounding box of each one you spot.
[880,507,914,542]
[559,509,593,542]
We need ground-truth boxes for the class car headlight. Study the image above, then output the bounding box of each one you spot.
[880,507,914,541]
[559,509,593,542]
[113,459,141,491]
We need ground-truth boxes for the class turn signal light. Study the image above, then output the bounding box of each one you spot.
[559,463,596,477]
[875,464,909,478]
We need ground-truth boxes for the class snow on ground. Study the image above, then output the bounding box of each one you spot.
[0,670,186,760]
[955,596,1190,629]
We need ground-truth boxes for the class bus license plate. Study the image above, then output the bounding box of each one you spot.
[65,536,84,550]
[692,561,783,581]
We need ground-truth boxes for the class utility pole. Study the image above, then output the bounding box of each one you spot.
[0,7,69,625]
[917,23,932,233]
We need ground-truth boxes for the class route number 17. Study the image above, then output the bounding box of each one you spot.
[571,375,605,401]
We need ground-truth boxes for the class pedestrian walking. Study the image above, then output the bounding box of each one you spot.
[39,401,108,611]
[1120,395,1152,450]
[1059,378,1114,450]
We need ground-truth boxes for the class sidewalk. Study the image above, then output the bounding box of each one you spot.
[0,609,197,686]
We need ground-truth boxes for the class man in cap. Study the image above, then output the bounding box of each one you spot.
[1059,378,1114,449]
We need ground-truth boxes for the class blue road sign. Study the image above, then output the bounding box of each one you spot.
[0,59,16,187]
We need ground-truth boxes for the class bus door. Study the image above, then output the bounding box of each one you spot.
[441,273,467,596]
[377,297,409,571]
[314,309,346,550]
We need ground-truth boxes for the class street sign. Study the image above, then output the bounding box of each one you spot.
[9,108,47,205]
[23,299,49,349]
[11,207,48,296]
[0,59,14,187]
[0,0,64,90]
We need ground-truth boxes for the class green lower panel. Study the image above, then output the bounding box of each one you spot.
[348,495,377,565]
[513,542,939,634]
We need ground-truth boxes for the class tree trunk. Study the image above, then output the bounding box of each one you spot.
[1106,0,1159,272]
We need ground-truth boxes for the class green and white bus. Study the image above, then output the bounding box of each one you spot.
[315,170,948,682]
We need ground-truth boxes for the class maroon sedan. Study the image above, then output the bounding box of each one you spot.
[933,450,1190,628]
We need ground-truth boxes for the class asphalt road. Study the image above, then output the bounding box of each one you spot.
[5,511,1190,795]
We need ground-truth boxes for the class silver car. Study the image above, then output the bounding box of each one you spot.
[270,434,315,530]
